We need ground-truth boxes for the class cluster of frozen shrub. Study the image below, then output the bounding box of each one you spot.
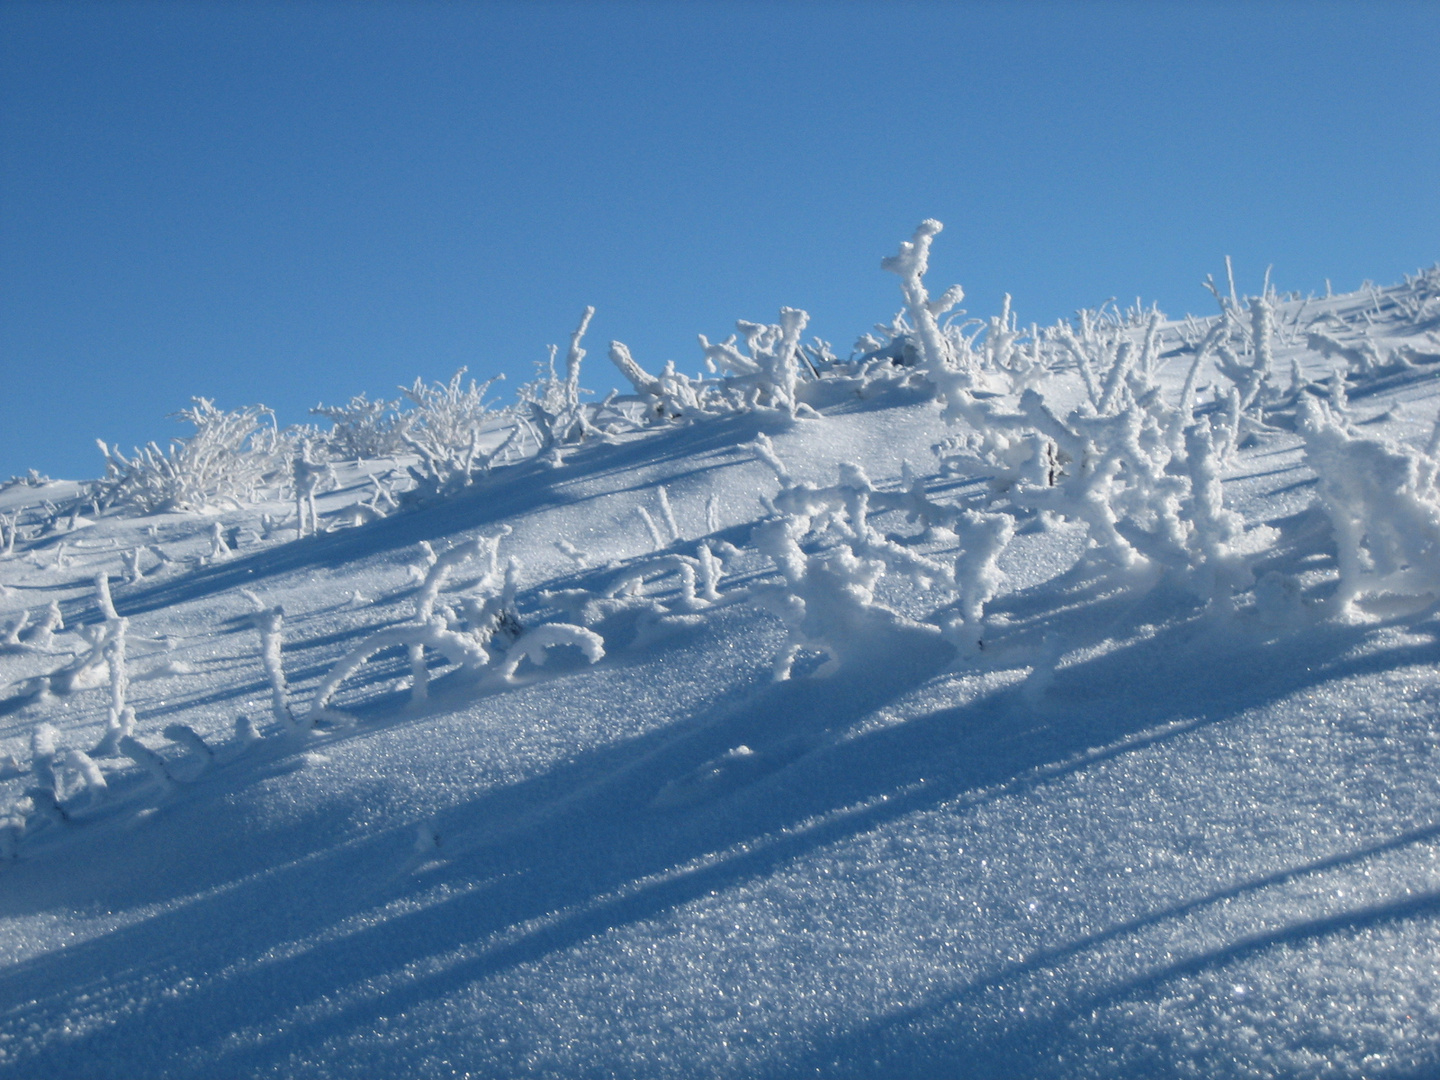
[60,215,1440,559]
[766,220,1440,646]
[518,220,1440,682]
[2,524,610,854]
[24,218,1440,644]
[8,219,1440,853]
[93,399,288,515]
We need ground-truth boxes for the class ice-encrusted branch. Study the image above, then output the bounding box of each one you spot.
[248,605,298,732]
[92,618,133,756]
[608,341,664,399]
[49,619,119,696]
[882,219,964,372]
[656,486,680,543]
[606,553,708,610]
[95,572,118,620]
[309,618,491,722]
[636,506,667,551]
[294,443,324,538]
[498,623,605,681]
[120,736,178,791]
[564,306,595,411]
[952,510,1016,624]
[65,749,108,801]
[414,536,495,622]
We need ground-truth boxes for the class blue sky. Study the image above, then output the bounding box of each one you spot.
[2,0,1438,481]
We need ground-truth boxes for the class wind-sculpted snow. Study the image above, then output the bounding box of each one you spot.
[2,226,1440,1077]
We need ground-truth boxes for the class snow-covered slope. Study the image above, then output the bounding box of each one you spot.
[4,230,1440,1078]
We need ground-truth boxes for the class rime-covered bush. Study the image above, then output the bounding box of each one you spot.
[306,530,599,721]
[695,307,816,417]
[95,399,290,515]
[398,369,517,499]
[0,470,50,492]
[603,307,832,425]
[827,220,1287,626]
[513,308,631,464]
[747,434,1015,677]
[310,394,408,460]
[850,223,1071,400]
[1298,397,1440,616]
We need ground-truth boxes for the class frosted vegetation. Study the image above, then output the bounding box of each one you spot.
[3,223,1440,1077]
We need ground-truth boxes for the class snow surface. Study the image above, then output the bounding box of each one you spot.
[4,262,1440,1078]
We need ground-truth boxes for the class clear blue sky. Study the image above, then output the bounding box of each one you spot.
[3,0,1438,480]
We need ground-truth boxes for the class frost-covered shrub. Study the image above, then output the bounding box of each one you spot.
[855,226,1069,401]
[603,306,828,427]
[1052,303,1163,415]
[696,308,816,418]
[747,434,1007,678]
[65,749,108,802]
[49,618,122,696]
[515,308,610,464]
[1304,330,1386,377]
[291,443,325,538]
[1,601,64,653]
[1207,297,1281,412]
[853,220,1280,615]
[95,399,290,514]
[1,469,48,490]
[881,219,967,375]
[310,394,408,460]
[606,553,706,608]
[869,219,1440,630]
[1394,265,1440,322]
[1298,397,1440,616]
[242,596,296,731]
[977,295,1052,395]
[310,618,491,723]
[607,341,717,421]
[91,616,132,756]
[306,530,598,721]
[399,370,517,499]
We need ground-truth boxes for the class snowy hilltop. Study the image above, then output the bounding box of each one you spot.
[3,221,1440,1078]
